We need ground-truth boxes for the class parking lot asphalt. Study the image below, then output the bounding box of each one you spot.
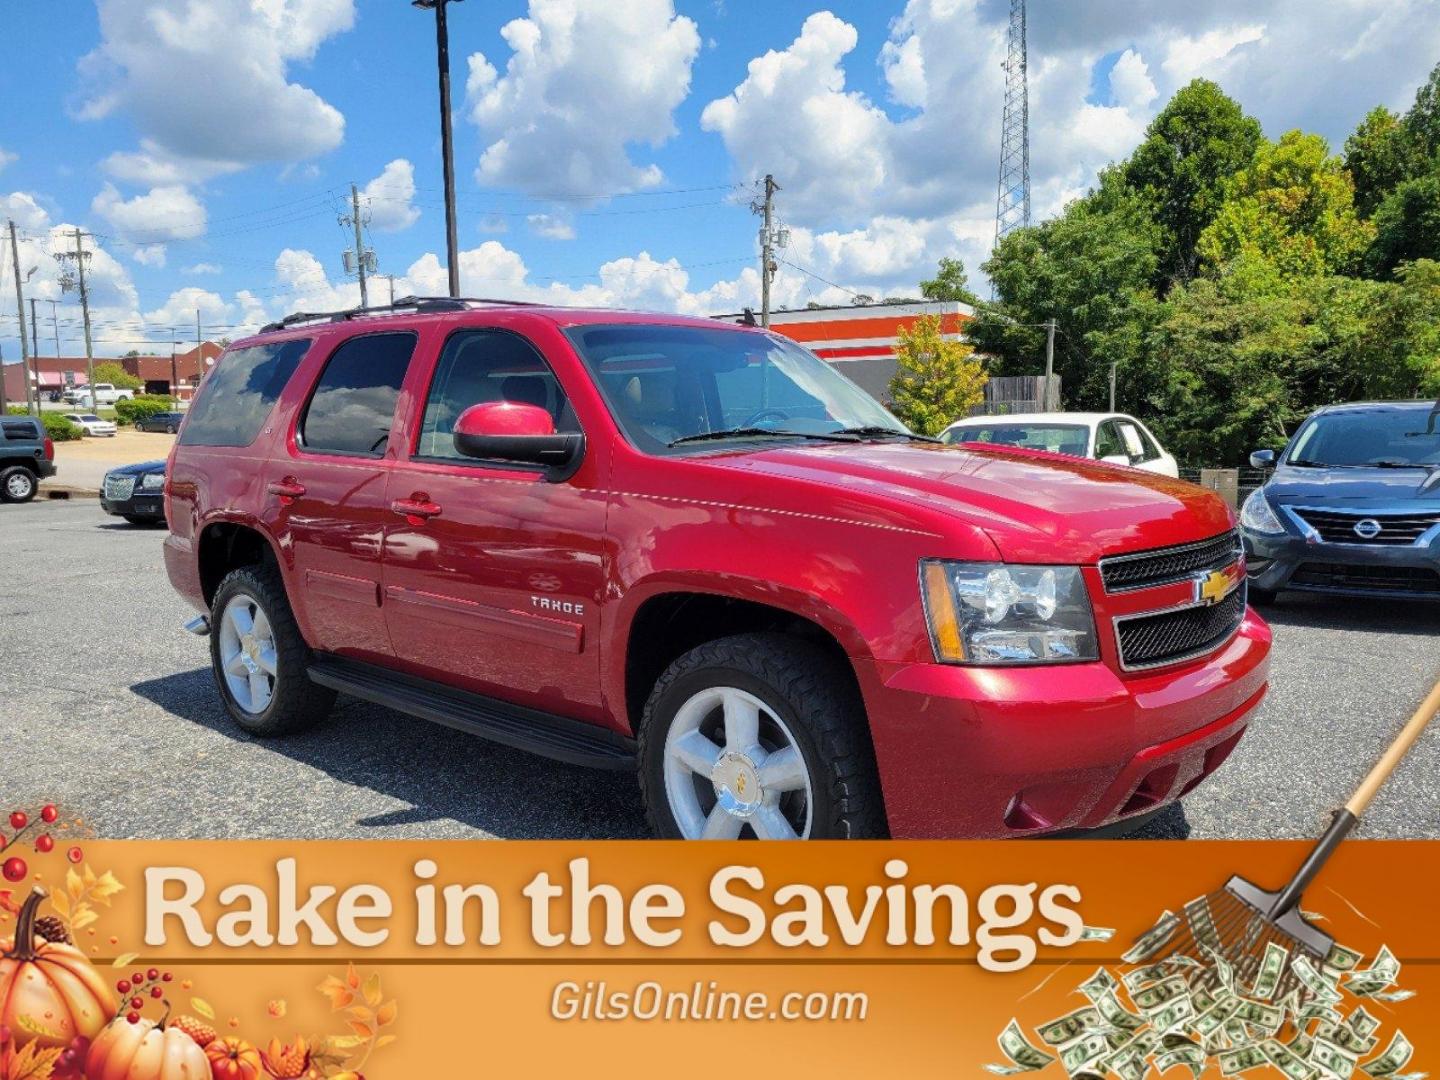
[2,498,1437,841]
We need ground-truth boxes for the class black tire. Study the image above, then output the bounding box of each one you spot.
[0,466,38,504]
[168,424,179,434]
[123,515,159,526]
[209,563,336,736]
[639,632,887,840]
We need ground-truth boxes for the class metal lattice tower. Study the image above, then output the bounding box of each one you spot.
[994,0,1031,246]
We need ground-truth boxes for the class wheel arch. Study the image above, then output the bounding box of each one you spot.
[196,518,284,607]
[617,580,869,739]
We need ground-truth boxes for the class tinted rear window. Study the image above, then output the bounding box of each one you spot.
[300,332,416,456]
[180,339,311,447]
[1,420,40,441]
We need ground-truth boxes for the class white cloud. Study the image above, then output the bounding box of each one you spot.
[0,192,51,232]
[101,139,242,186]
[1109,49,1158,112]
[184,262,222,275]
[92,183,206,242]
[0,148,16,173]
[131,244,167,267]
[526,213,576,240]
[880,33,926,109]
[466,0,700,194]
[361,159,420,232]
[79,0,354,174]
[1161,25,1266,84]
[701,12,891,222]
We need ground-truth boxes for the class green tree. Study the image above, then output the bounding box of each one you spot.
[1364,170,1440,278]
[1121,79,1263,288]
[1197,131,1373,278]
[970,179,1161,407]
[1344,107,1424,217]
[888,314,987,435]
[1403,61,1440,162]
[919,257,980,305]
[90,361,143,390]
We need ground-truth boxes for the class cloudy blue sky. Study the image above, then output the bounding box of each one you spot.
[1,0,1438,360]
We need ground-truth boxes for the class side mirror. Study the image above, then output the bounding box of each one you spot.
[1099,454,1131,466]
[453,402,584,480]
[1249,449,1275,469]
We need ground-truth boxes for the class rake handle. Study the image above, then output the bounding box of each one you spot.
[1271,673,1440,919]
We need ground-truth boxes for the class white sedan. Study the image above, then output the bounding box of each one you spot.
[940,412,1180,477]
[63,412,118,437]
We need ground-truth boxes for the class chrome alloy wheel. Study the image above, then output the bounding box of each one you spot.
[5,472,34,500]
[662,685,814,840]
[218,593,279,715]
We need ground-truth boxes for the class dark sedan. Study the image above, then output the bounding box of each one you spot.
[101,460,167,525]
[1241,400,1440,601]
[135,411,184,434]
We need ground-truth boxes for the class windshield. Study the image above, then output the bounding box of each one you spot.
[1286,408,1440,468]
[564,324,904,453]
[942,422,1090,456]
[79,415,101,422]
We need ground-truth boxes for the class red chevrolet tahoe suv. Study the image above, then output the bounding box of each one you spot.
[163,298,1270,840]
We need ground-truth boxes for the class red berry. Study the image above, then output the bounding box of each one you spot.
[151,987,163,999]
[35,835,54,853]
[132,972,144,985]
[0,836,6,850]
[126,1012,140,1024]
[41,805,58,824]
[66,846,83,864]
[147,968,159,981]
[0,1024,11,1044]
[9,812,26,831]
[1,857,26,883]
[161,972,173,982]
[117,980,131,994]
[130,996,143,1010]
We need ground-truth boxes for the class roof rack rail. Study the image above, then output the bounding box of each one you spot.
[258,295,545,334]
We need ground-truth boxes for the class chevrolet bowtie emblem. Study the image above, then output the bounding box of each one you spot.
[1195,567,1238,606]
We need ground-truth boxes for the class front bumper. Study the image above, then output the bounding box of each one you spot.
[860,610,1271,838]
[101,489,166,519]
[1244,527,1440,599]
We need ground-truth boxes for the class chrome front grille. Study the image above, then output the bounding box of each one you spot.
[104,475,135,500]
[1099,531,1241,593]
[1114,587,1247,671]
[1290,508,1440,546]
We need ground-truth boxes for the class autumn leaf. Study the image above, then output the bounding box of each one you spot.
[361,972,382,1008]
[90,871,124,905]
[0,891,19,917]
[345,963,360,990]
[323,1035,366,1053]
[375,1000,397,1027]
[267,999,287,1018]
[344,1006,373,1025]
[4,1040,63,1080]
[14,1014,64,1041]
[317,976,354,1011]
[70,908,98,932]
[46,892,67,919]
[111,952,138,968]
[374,1034,398,1050]
[191,998,216,1020]
[346,1021,373,1041]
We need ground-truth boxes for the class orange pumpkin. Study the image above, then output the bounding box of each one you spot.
[0,887,115,1050]
[206,1036,264,1080]
[85,1014,210,1080]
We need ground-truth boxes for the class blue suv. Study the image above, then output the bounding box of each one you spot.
[1241,400,1440,601]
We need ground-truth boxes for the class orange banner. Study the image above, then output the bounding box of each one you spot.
[0,840,1434,1078]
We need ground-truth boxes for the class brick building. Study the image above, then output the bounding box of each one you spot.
[2,341,224,403]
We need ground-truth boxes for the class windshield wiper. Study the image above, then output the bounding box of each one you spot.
[667,427,859,447]
[1365,459,1426,469]
[830,425,942,444]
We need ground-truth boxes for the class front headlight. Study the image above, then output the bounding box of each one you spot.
[1239,490,1284,535]
[920,561,1099,665]
[140,473,165,490]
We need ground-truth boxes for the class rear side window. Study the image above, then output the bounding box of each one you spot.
[300,332,417,456]
[2,420,39,441]
[180,339,311,448]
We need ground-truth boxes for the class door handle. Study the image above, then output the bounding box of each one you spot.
[267,478,306,505]
[391,495,442,524]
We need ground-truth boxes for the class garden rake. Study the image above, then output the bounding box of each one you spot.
[1131,671,1440,1003]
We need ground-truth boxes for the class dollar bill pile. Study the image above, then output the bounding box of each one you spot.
[986,910,1421,1080]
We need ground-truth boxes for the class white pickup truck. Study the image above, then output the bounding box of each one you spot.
[66,383,136,406]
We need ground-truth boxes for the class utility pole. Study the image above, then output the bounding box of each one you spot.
[7,221,32,413]
[413,0,464,297]
[55,229,96,413]
[1109,362,1118,412]
[46,300,60,362]
[28,299,40,412]
[347,182,371,308]
[1044,318,1057,412]
[170,331,179,403]
[751,174,785,329]
[196,309,203,391]
[381,274,397,305]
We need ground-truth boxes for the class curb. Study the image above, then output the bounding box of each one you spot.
[42,485,100,500]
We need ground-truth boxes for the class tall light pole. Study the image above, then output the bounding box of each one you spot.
[414,0,463,298]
